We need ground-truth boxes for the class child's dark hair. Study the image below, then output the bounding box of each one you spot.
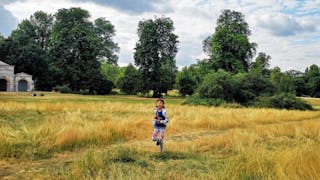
[156,98,165,108]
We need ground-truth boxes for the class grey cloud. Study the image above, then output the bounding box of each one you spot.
[0,4,18,36]
[73,0,170,14]
[256,14,317,36]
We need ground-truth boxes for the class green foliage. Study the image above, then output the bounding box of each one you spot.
[176,66,197,96]
[94,79,114,95]
[30,11,54,50]
[53,85,72,93]
[50,8,100,92]
[234,71,274,104]
[94,17,119,65]
[305,65,320,97]
[134,17,178,97]
[118,64,141,95]
[205,9,256,73]
[255,93,313,110]
[250,52,271,75]
[100,62,125,87]
[0,8,118,94]
[198,69,236,101]
[1,7,319,102]
[0,34,5,45]
[0,11,53,90]
[293,76,308,96]
[270,67,295,94]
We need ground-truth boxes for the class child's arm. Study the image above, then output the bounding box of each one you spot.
[160,110,169,125]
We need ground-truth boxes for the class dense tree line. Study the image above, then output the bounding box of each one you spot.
[0,8,118,94]
[174,10,318,110]
[0,8,319,109]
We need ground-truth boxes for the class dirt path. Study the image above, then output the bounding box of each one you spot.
[1,116,319,179]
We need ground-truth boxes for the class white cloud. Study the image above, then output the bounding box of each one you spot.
[252,13,316,36]
[3,0,320,71]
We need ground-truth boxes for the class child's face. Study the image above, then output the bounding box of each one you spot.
[157,101,164,108]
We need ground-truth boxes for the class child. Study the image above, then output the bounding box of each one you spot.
[152,98,169,146]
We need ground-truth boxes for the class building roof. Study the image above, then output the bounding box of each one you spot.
[0,61,12,66]
[15,72,32,77]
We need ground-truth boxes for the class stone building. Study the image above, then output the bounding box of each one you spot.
[0,61,34,92]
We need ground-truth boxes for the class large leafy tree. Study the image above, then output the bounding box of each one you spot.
[30,11,54,50]
[205,9,256,73]
[134,17,178,97]
[50,8,117,93]
[94,17,119,65]
[50,8,103,92]
[0,11,53,90]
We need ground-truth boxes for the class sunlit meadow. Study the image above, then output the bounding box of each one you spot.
[0,92,319,179]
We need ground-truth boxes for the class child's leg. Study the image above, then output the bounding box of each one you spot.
[159,127,166,142]
[152,127,159,141]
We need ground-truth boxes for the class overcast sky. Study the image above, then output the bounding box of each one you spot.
[1,0,320,71]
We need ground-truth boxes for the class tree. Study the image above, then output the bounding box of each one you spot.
[234,71,274,104]
[0,34,5,58]
[176,66,197,96]
[0,12,53,90]
[100,62,125,87]
[94,78,114,95]
[198,69,236,101]
[0,34,4,45]
[205,9,256,73]
[30,11,54,50]
[305,64,320,97]
[94,17,119,65]
[50,8,103,93]
[305,64,320,78]
[134,17,178,97]
[251,52,271,75]
[118,64,141,94]
[270,67,295,94]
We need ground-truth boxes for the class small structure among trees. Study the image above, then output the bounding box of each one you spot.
[0,61,34,92]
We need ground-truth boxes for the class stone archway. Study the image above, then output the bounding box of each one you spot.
[18,80,28,92]
[0,79,7,91]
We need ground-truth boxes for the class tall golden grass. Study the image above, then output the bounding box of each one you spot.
[0,92,319,179]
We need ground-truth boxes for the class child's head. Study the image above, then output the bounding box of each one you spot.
[156,98,165,109]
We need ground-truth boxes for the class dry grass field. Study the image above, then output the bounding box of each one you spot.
[0,92,319,179]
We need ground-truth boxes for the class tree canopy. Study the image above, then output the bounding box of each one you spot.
[134,17,178,97]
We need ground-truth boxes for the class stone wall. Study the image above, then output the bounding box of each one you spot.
[0,61,34,92]
[0,64,15,91]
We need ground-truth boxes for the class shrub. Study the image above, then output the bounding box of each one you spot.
[53,85,72,93]
[78,89,90,95]
[118,64,141,95]
[183,94,226,106]
[233,72,274,104]
[255,93,313,110]
[198,69,236,102]
[176,67,197,96]
[95,79,113,95]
